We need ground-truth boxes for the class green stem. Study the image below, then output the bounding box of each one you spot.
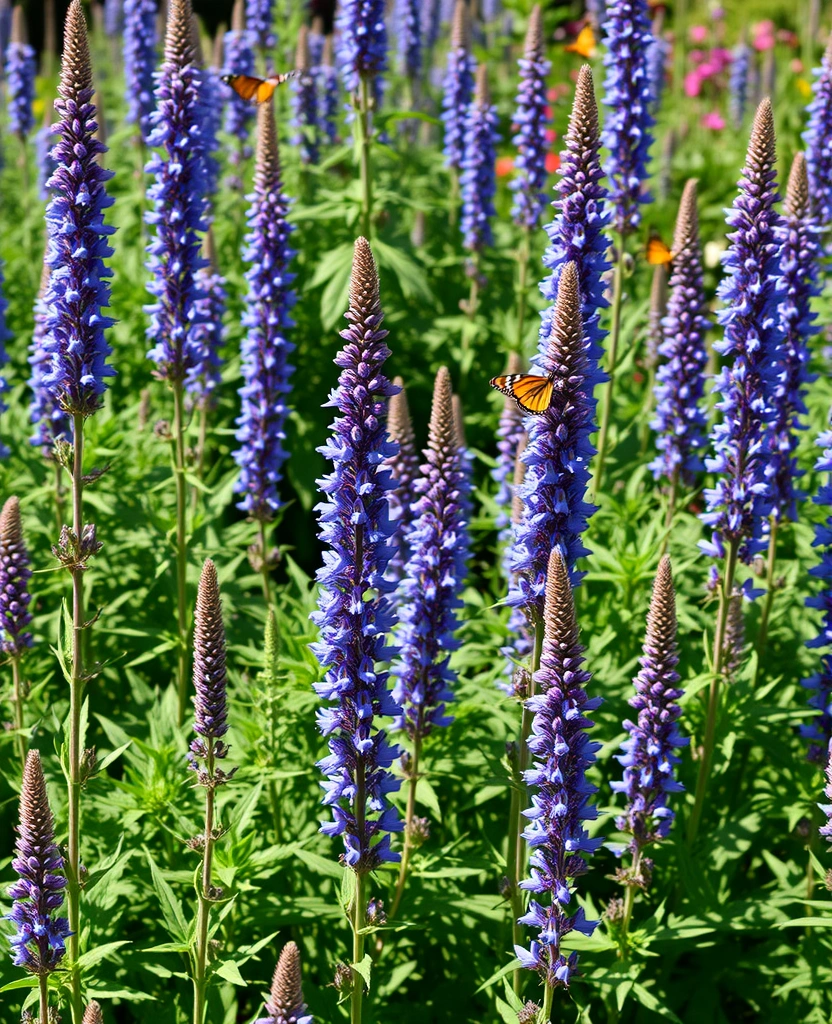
[659,469,679,560]
[173,383,189,727]
[351,759,368,1024]
[67,412,85,1024]
[507,620,544,994]
[594,236,626,500]
[259,519,272,607]
[39,972,49,1024]
[267,778,283,844]
[193,743,216,1024]
[190,399,209,516]
[467,271,479,322]
[516,228,530,351]
[755,517,778,670]
[619,847,642,955]
[687,538,739,844]
[11,655,25,768]
[390,730,422,918]
[54,461,66,537]
[357,75,374,240]
[541,981,554,1023]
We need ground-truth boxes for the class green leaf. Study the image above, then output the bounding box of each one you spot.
[77,941,131,970]
[631,982,684,1022]
[144,849,189,943]
[214,959,247,986]
[351,953,373,991]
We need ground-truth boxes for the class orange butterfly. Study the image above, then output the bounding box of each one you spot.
[565,23,596,58]
[646,234,675,266]
[221,71,298,104]
[490,372,555,415]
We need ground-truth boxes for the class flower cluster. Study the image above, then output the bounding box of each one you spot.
[310,238,402,873]
[5,5,36,139]
[246,0,275,51]
[41,0,116,419]
[509,263,601,620]
[515,548,601,988]
[766,153,820,522]
[700,99,784,567]
[384,376,420,583]
[336,0,387,93]
[804,37,832,228]
[441,0,475,173]
[233,101,296,522]
[291,25,320,165]
[256,941,313,1024]
[28,260,69,449]
[186,244,226,404]
[493,351,526,545]
[123,0,157,144]
[395,0,421,80]
[318,37,339,144]
[802,428,832,764]
[649,179,709,486]
[222,0,256,175]
[600,0,656,236]
[460,65,498,255]
[509,5,551,230]
[729,42,751,128]
[611,557,686,851]
[393,366,467,739]
[144,0,210,384]
[0,497,33,657]
[6,750,71,975]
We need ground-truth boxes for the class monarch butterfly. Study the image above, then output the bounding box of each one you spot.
[565,23,596,58]
[646,234,675,266]
[490,372,555,415]
[221,71,298,105]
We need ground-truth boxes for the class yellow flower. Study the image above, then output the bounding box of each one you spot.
[797,78,813,99]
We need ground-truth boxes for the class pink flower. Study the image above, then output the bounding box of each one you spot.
[496,156,515,178]
[791,58,804,74]
[701,111,725,130]
[545,152,560,174]
[684,69,704,97]
[690,24,708,43]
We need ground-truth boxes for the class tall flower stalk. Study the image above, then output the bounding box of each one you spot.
[803,36,832,229]
[460,64,498,315]
[319,36,339,144]
[611,556,685,949]
[384,376,420,584]
[232,100,296,605]
[689,99,784,843]
[123,0,157,145]
[510,5,549,348]
[0,496,33,767]
[41,4,115,1017]
[6,750,70,1024]
[514,547,601,1008]
[222,0,256,183]
[649,179,709,532]
[505,262,599,981]
[245,0,275,61]
[390,366,468,915]
[6,6,35,143]
[311,238,402,1024]
[595,0,655,494]
[493,351,526,555]
[441,0,474,212]
[291,25,319,166]
[144,0,210,724]
[756,153,820,661]
[256,942,313,1023]
[188,559,235,1024]
[337,0,387,238]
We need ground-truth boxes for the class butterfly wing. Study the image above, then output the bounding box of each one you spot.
[646,235,674,266]
[222,73,267,103]
[490,373,555,415]
[565,24,595,58]
[266,71,300,88]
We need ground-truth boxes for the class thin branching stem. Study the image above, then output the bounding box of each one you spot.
[173,382,189,726]
[594,234,626,499]
[193,742,216,1024]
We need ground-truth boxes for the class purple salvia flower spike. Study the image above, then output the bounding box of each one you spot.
[104,0,124,37]
[451,392,474,582]
[5,750,71,975]
[385,376,420,584]
[309,16,324,65]
[600,0,656,237]
[5,6,36,139]
[649,179,709,487]
[539,65,609,373]
[393,366,468,739]
[336,0,387,94]
[319,35,340,144]
[766,152,820,522]
[190,14,221,204]
[123,0,158,145]
[460,64,499,256]
[144,0,210,384]
[256,941,313,1024]
[645,262,667,373]
[700,99,785,567]
[395,0,421,82]
[509,260,600,620]
[291,25,320,165]
[83,1001,104,1024]
[611,556,687,850]
[729,42,751,129]
[245,0,275,53]
[0,497,33,657]
[493,351,526,546]
[222,0,256,177]
[820,745,832,844]
[35,106,58,201]
[804,37,832,228]
[310,237,403,873]
[441,1,475,173]
[510,6,551,230]
[29,257,70,450]
[515,547,602,988]
[42,0,116,419]
[187,229,226,405]
[233,100,296,521]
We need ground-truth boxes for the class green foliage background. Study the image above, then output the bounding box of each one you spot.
[1,2,832,1022]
